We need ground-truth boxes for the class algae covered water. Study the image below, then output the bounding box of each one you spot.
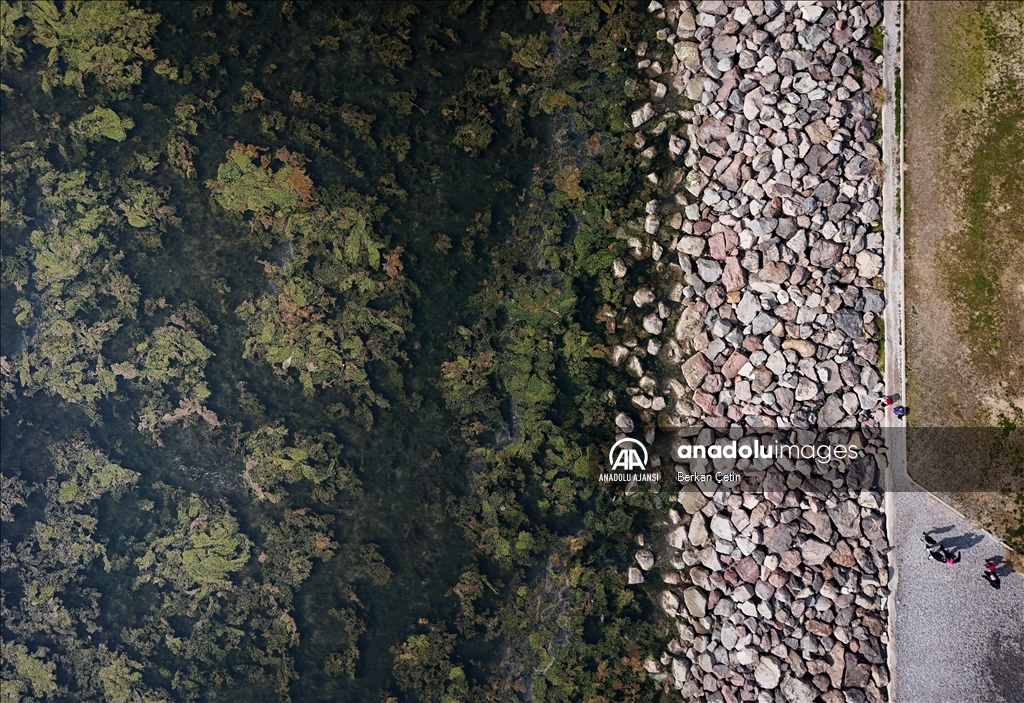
[1,2,666,701]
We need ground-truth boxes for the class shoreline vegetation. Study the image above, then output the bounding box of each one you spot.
[1,2,676,701]
[8,2,1008,703]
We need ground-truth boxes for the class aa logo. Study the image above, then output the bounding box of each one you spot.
[608,438,648,472]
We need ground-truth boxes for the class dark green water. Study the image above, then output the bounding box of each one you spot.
[2,2,555,700]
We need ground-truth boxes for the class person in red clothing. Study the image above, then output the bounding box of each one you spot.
[984,559,1001,588]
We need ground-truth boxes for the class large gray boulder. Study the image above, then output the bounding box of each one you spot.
[754,655,781,689]
[683,587,707,618]
[688,513,710,546]
[780,676,818,703]
[800,538,834,566]
[762,523,797,553]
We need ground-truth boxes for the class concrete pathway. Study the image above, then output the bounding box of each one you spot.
[882,2,1024,701]
[892,489,1024,703]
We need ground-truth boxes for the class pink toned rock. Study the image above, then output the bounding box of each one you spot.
[722,256,747,292]
[759,261,791,283]
[693,389,718,414]
[721,351,749,379]
[699,545,722,571]
[723,229,739,251]
[720,153,745,192]
[709,232,728,260]
[702,373,724,393]
[742,335,763,351]
[830,540,857,568]
[743,86,764,120]
[735,555,760,583]
[696,118,731,144]
[778,549,802,572]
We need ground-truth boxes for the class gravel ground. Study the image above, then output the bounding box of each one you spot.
[892,488,1024,703]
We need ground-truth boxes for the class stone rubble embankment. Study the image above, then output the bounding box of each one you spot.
[611,1,893,701]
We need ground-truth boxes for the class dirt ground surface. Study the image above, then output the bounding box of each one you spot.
[903,0,1024,552]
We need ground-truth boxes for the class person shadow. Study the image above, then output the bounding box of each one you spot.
[938,531,985,552]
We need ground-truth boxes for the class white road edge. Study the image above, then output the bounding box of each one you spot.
[880,1,904,700]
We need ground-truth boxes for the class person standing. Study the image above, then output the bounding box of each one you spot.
[983,559,1001,588]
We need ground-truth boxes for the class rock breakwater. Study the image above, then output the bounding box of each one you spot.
[611,1,894,701]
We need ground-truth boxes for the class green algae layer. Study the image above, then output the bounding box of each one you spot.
[1,2,670,702]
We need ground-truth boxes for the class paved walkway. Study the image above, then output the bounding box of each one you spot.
[882,2,1024,701]
[892,489,1024,702]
